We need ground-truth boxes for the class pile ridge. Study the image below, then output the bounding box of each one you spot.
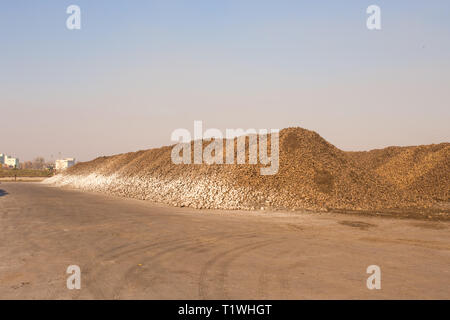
[45,127,449,215]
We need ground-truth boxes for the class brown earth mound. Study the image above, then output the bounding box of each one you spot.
[46,127,449,216]
[348,144,449,202]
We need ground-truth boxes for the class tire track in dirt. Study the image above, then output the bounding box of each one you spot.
[109,232,263,298]
[84,232,232,298]
[217,239,287,299]
[198,239,278,299]
[257,260,305,299]
[84,237,194,299]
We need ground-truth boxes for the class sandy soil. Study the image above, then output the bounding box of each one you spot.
[0,183,449,299]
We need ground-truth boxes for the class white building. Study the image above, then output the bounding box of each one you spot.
[0,154,19,168]
[5,156,19,168]
[55,158,76,171]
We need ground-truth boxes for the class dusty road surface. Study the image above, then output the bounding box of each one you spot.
[0,183,449,299]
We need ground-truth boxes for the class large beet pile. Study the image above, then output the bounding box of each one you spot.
[46,128,449,214]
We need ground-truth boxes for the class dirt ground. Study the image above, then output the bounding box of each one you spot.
[0,183,449,299]
[0,177,46,182]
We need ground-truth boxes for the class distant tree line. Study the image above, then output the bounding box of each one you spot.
[21,157,54,170]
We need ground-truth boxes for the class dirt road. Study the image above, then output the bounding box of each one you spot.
[0,183,448,299]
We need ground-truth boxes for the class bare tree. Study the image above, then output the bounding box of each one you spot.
[22,161,33,169]
[32,157,46,170]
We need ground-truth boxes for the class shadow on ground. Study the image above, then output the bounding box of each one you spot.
[0,189,8,197]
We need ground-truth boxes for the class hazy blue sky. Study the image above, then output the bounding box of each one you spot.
[1,0,449,162]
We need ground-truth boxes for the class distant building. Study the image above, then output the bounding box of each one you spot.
[0,154,19,168]
[55,158,76,171]
[5,156,19,168]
